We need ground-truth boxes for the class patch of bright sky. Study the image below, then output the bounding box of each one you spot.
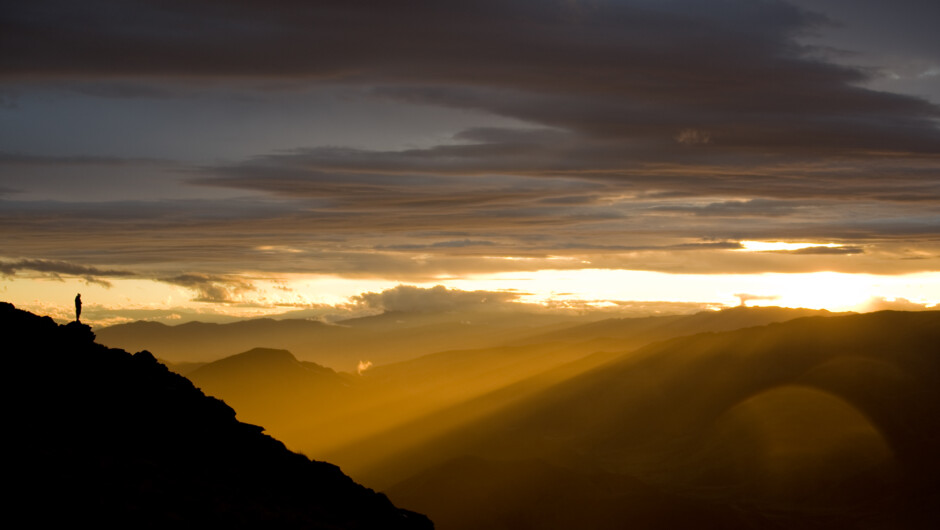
[437,269,940,312]
[2,277,186,323]
[736,241,843,252]
[4,269,938,327]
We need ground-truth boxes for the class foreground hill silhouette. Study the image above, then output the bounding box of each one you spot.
[1,302,432,529]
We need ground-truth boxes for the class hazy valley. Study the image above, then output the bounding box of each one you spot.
[91,305,940,528]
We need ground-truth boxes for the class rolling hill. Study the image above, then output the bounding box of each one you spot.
[96,306,835,371]
[96,310,596,370]
[373,311,940,529]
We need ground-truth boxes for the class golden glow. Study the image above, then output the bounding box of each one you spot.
[3,269,938,327]
[438,269,939,312]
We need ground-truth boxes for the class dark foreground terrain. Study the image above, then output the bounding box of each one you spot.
[2,302,432,529]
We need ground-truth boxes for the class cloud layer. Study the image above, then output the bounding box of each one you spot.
[1,0,938,288]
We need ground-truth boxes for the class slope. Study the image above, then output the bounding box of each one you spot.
[2,302,433,529]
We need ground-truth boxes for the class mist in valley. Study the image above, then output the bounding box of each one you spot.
[96,306,940,529]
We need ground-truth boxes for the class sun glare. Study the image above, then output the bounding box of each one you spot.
[437,269,940,313]
[4,269,938,327]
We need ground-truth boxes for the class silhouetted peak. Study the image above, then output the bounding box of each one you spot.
[190,348,304,377]
[133,348,158,364]
[231,346,298,363]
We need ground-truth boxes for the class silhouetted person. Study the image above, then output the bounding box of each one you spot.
[75,293,82,322]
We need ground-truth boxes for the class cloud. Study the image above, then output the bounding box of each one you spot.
[4,2,938,154]
[379,240,498,251]
[675,129,713,146]
[0,152,165,166]
[858,296,935,312]
[648,199,803,217]
[160,273,256,304]
[357,360,373,375]
[784,245,865,255]
[1,192,937,279]
[1,1,939,281]
[734,293,782,306]
[0,258,135,287]
[351,285,520,313]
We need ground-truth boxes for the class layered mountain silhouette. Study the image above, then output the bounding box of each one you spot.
[167,307,940,529]
[2,302,432,529]
[96,310,590,370]
[174,307,844,475]
[97,306,834,371]
[187,347,356,434]
[375,311,940,529]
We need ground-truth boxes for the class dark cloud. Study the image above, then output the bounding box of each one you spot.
[351,285,520,313]
[190,135,940,208]
[160,273,255,304]
[4,1,938,156]
[0,258,135,287]
[0,152,166,166]
[1,1,938,282]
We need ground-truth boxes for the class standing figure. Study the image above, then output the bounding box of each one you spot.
[75,293,82,322]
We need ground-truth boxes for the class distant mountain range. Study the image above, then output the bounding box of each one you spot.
[169,306,847,471]
[166,307,940,529]
[97,310,588,370]
[2,302,432,528]
[38,299,940,528]
[97,306,836,371]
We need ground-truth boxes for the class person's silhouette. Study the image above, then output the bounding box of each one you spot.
[75,293,82,322]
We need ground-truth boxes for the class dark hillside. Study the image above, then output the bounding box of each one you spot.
[2,302,433,529]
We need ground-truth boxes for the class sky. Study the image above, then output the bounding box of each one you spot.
[2,0,939,326]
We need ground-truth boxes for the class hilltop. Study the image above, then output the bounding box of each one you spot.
[2,302,433,529]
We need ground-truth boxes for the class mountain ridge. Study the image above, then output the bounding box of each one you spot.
[2,301,433,529]
[96,306,840,370]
